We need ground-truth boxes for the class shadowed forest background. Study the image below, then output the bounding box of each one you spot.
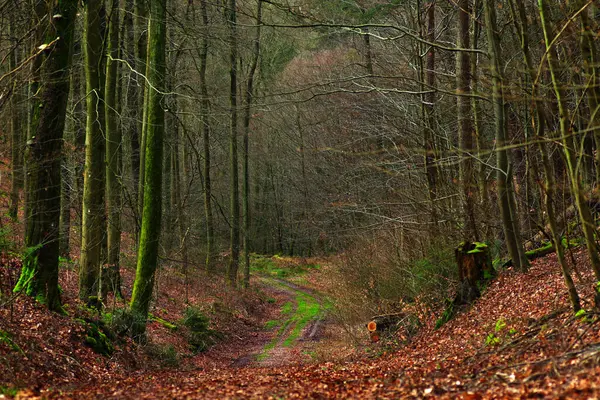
[2,0,600,397]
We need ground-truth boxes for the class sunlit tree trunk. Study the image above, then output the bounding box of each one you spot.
[14,0,77,311]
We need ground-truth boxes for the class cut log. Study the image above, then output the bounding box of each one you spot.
[366,313,420,342]
[367,313,405,332]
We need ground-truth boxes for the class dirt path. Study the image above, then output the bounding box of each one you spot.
[232,276,329,368]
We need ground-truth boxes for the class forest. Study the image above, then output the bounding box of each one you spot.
[2,0,600,397]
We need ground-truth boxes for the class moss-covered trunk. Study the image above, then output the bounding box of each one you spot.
[103,0,123,298]
[14,0,77,312]
[133,0,148,229]
[130,0,167,337]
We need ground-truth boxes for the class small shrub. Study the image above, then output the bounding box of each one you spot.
[106,308,147,342]
[182,307,220,352]
[485,333,501,347]
[435,300,454,330]
[495,318,507,332]
[145,343,179,367]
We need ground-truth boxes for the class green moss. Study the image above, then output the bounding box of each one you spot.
[149,314,178,330]
[83,322,114,356]
[467,242,488,254]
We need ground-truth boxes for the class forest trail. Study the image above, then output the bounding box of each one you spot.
[232,275,329,368]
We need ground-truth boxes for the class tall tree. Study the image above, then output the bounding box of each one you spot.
[483,0,528,271]
[539,0,600,306]
[132,0,148,218]
[227,0,240,287]
[8,18,23,221]
[576,0,600,181]
[104,0,123,298]
[420,0,438,230]
[79,0,106,300]
[507,0,580,312]
[130,0,167,337]
[456,0,478,240]
[14,0,77,311]
[242,0,263,288]
[199,0,215,273]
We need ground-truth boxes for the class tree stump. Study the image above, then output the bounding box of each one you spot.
[454,241,494,305]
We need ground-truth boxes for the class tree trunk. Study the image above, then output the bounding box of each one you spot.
[576,0,600,183]
[242,0,263,288]
[423,0,438,229]
[103,0,123,299]
[79,0,107,301]
[14,0,77,312]
[483,0,528,271]
[130,0,167,338]
[198,0,215,273]
[539,0,600,306]
[507,0,580,312]
[457,0,478,240]
[227,0,240,287]
[9,18,23,221]
[134,0,148,228]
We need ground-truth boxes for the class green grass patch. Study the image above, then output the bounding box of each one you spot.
[250,254,320,279]
[259,291,323,361]
[283,293,320,347]
[264,320,280,330]
[281,301,293,315]
[0,386,19,397]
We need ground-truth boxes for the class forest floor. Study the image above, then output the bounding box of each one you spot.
[3,247,600,398]
[3,152,600,398]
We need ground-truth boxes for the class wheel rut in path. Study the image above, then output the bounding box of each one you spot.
[231,276,328,368]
